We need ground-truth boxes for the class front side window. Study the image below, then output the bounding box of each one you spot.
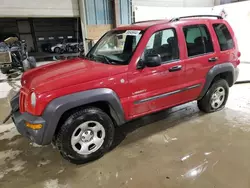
[213,23,234,51]
[87,30,142,65]
[144,28,179,62]
[183,25,214,57]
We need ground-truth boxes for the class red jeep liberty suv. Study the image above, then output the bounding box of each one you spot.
[10,15,240,164]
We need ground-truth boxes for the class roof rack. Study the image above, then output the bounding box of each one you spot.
[169,15,223,22]
[132,20,162,24]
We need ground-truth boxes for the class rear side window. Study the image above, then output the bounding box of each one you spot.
[213,23,234,51]
[183,25,214,57]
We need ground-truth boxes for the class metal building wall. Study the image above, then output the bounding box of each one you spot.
[85,0,113,25]
[120,0,132,24]
[85,0,132,25]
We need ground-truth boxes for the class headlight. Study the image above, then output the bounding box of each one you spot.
[31,92,36,107]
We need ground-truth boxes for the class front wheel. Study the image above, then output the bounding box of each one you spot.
[197,79,229,113]
[56,107,115,164]
[54,47,61,54]
[1,67,10,74]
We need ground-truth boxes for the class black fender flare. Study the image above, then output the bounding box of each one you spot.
[198,63,238,99]
[41,88,125,145]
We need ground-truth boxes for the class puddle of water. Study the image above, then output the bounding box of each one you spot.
[37,159,51,167]
[0,159,27,180]
[0,149,22,165]
[44,179,69,188]
[181,161,208,180]
[0,123,20,141]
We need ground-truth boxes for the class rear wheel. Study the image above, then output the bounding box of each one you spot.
[198,79,229,113]
[73,47,79,53]
[56,107,115,164]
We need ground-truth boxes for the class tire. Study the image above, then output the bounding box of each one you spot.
[56,107,115,164]
[73,47,79,53]
[197,79,229,113]
[22,59,31,71]
[1,68,10,74]
[28,56,36,68]
[54,47,61,54]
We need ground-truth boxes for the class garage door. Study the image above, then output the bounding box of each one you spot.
[0,0,79,18]
[33,18,79,52]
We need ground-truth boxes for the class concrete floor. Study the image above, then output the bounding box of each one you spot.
[0,67,250,187]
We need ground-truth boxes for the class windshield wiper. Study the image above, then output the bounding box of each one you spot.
[86,54,116,65]
[95,55,112,64]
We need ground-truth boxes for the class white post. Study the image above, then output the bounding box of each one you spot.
[78,0,89,53]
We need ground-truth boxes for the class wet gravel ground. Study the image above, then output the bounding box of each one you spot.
[0,63,250,188]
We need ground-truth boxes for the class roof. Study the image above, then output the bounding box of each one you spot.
[115,15,223,31]
[116,19,169,30]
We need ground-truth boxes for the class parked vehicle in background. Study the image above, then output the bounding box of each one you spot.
[50,39,83,54]
[0,36,36,74]
[9,15,240,164]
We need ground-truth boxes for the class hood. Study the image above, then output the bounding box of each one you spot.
[21,58,127,93]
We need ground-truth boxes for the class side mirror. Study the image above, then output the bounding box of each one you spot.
[145,54,161,67]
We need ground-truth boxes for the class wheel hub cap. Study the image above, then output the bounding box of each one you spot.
[81,130,94,142]
[71,121,106,155]
[211,86,225,109]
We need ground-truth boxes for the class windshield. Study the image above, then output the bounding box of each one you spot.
[86,30,142,65]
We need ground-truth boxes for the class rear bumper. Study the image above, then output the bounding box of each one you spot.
[12,111,46,145]
[234,67,239,84]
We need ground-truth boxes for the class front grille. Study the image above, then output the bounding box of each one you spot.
[19,90,27,113]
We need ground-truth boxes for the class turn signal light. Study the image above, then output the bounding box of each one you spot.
[25,122,43,130]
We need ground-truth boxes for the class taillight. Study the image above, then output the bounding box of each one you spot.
[237,51,241,58]
[236,60,240,65]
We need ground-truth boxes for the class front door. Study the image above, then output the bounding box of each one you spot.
[128,28,185,118]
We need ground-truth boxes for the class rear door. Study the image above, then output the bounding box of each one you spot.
[181,23,219,102]
[212,22,239,67]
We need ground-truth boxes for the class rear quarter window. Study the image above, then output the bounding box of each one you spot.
[213,23,234,51]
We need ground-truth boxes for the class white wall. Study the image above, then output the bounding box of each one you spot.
[134,6,213,22]
[0,0,79,17]
[212,1,250,62]
[133,0,215,7]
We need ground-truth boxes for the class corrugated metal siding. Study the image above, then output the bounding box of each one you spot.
[133,0,214,7]
[120,0,132,24]
[85,0,113,25]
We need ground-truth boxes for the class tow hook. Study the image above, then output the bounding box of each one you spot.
[1,111,13,124]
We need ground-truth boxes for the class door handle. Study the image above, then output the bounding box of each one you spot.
[208,57,218,62]
[169,65,182,72]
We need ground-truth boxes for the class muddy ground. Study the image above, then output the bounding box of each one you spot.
[0,66,250,188]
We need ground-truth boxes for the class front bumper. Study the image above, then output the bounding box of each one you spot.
[12,111,46,145]
[10,92,47,145]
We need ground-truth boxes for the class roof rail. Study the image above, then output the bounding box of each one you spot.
[132,20,162,24]
[169,15,223,22]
